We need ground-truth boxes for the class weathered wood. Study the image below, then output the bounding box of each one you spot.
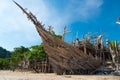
[14,1,102,74]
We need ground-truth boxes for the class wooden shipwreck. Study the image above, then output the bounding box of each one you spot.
[14,1,102,74]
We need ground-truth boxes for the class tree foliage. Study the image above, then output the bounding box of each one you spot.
[50,31,62,40]
[0,47,11,58]
[6,44,47,70]
[0,31,62,70]
[11,46,30,67]
[0,47,11,69]
[26,43,47,61]
[0,58,10,69]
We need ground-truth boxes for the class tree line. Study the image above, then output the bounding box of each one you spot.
[0,31,62,70]
[0,43,48,70]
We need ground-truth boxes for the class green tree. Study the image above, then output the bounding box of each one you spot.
[50,31,62,40]
[0,47,11,58]
[0,47,11,70]
[26,43,47,61]
[11,46,30,67]
[106,40,120,70]
[0,58,10,69]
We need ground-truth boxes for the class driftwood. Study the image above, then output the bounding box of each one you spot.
[14,1,102,74]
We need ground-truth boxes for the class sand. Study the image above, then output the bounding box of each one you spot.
[0,70,120,80]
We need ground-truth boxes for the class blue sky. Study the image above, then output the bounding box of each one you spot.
[0,0,120,51]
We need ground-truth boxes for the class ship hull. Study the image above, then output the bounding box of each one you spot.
[14,1,102,74]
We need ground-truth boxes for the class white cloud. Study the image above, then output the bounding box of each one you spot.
[0,0,9,15]
[63,0,103,21]
[0,0,42,50]
[36,0,103,32]
[0,0,103,50]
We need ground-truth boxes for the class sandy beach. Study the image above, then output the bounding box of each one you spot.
[0,70,120,80]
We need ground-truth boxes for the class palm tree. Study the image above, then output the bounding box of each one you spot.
[106,40,119,70]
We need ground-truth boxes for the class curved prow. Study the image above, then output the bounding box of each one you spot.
[13,1,39,25]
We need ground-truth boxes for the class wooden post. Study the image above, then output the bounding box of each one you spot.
[48,64,50,73]
[84,39,87,54]
[48,26,53,32]
[62,26,71,41]
[44,61,47,73]
[42,61,43,72]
